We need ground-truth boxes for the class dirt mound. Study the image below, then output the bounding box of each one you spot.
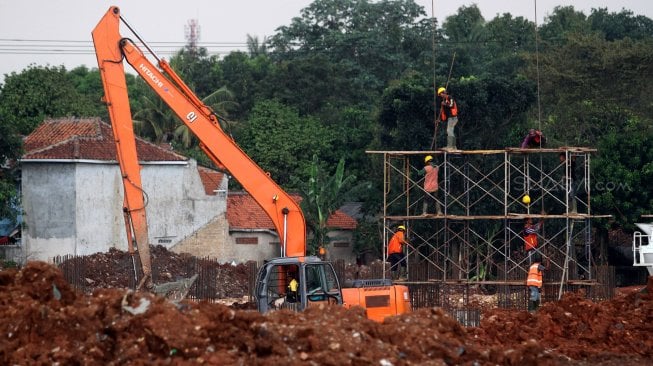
[1,262,651,365]
[59,246,251,299]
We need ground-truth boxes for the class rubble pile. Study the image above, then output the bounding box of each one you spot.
[0,262,651,365]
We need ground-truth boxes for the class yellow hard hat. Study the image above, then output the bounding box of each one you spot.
[424,155,433,163]
[397,225,406,231]
[437,87,446,95]
[522,194,531,204]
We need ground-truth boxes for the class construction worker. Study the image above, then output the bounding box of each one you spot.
[287,274,299,303]
[388,225,409,280]
[419,155,441,215]
[520,128,546,148]
[523,217,543,264]
[438,87,459,150]
[526,254,546,312]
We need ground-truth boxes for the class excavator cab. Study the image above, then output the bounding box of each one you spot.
[255,256,343,313]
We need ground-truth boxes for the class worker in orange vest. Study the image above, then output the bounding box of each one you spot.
[526,254,546,312]
[523,217,543,264]
[419,155,442,215]
[388,225,409,280]
[438,87,459,150]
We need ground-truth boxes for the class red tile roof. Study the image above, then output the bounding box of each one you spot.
[227,192,357,231]
[197,166,225,196]
[326,210,357,230]
[22,118,187,162]
[22,117,225,195]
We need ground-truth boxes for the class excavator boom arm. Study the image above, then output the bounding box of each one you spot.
[92,6,306,259]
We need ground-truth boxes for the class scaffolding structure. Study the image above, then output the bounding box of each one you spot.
[369,148,608,294]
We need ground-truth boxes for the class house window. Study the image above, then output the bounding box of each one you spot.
[332,242,349,248]
[236,237,258,245]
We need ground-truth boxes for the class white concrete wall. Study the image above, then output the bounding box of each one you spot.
[21,159,226,262]
[141,160,227,248]
[22,163,78,261]
[227,231,281,263]
[326,230,356,263]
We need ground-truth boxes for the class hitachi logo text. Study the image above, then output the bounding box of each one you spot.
[139,64,164,88]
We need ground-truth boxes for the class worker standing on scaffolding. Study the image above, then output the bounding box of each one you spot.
[437,87,459,150]
[419,155,442,215]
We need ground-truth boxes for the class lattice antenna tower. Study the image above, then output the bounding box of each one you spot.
[185,19,201,54]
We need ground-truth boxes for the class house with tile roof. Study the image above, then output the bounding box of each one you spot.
[227,192,358,263]
[20,117,227,261]
[19,117,360,264]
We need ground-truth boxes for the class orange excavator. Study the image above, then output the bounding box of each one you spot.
[92,6,409,321]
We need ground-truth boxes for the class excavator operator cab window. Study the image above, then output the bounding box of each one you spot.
[305,263,341,304]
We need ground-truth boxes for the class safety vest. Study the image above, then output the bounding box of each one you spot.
[388,231,404,254]
[526,263,543,288]
[424,164,439,192]
[524,234,538,251]
[439,95,458,121]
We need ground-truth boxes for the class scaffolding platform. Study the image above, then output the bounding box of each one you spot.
[369,147,610,299]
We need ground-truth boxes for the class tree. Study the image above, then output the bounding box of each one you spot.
[297,154,356,255]
[0,65,98,135]
[238,100,334,187]
[526,33,653,145]
[484,14,536,76]
[376,71,433,151]
[589,8,653,41]
[441,4,487,77]
[0,118,21,221]
[268,0,431,112]
[592,119,653,230]
[538,6,592,45]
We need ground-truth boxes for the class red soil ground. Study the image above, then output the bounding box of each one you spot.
[0,261,651,365]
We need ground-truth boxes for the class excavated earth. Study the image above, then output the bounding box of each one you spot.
[0,260,651,365]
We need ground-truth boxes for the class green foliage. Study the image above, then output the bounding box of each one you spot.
[268,0,431,111]
[353,220,383,258]
[592,120,653,230]
[0,65,97,135]
[377,72,434,151]
[238,100,334,187]
[588,8,653,41]
[297,154,356,254]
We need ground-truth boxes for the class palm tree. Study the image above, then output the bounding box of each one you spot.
[246,34,268,58]
[173,86,240,148]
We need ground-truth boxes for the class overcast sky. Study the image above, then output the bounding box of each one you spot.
[1,0,651,83]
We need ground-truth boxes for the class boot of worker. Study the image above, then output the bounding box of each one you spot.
[447,136,457,150]
[436,202,442,215]
[533,300,540,311]
[528,301,535,313]
[422,201,429,216]
[391,271,399,281]
[571,198,577,214]
[399,268,407,280]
